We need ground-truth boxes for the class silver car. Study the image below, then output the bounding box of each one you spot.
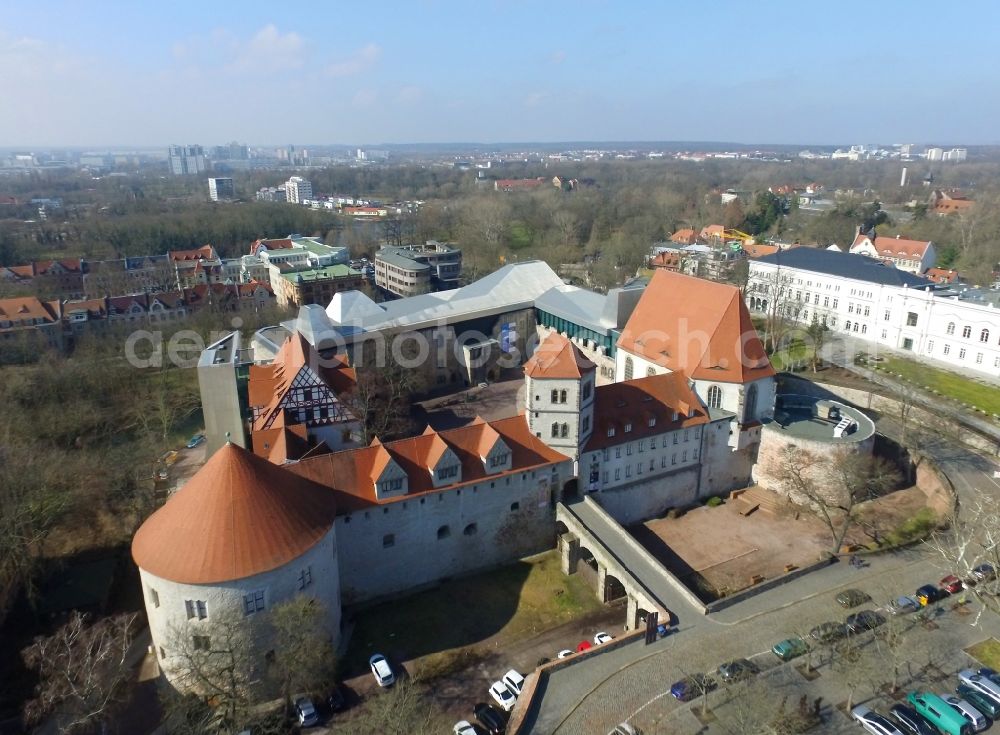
[940,694,988,732]
[851,704,905,735]
[887,596,921,615]
[958,668,1000,704]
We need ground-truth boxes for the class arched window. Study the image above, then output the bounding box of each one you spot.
[707,385,723,409]
[861,324,867,334]
[463,523,478,536]
[646,367,656,377]
[744,384,758,422]
[946,322,955,335]
[624,356,634,381]
[437,525,450,540]
[981,329,990,343]
[845,320,851,331]
[962,325,972,339]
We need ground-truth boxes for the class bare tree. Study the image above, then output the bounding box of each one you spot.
[345,679,448,735]
[747,262,794,352]
[341,362,419,444]
[267,597,337,714]
[21,611,138,734]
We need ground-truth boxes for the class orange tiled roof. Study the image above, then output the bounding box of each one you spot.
[0,296,59,326]
[743,242,781,258]
[700,224,725,239]
[923,267,959,284]
[852,233,931,259]
[250,238,294,255]
[584,372,709,452]
[670,228,697,245]
[285,414,569,512]
[168,244,218,262]
[617,270,774,383]
[131,442,339,584]
[649,252,681,270]
[524,332,595,380]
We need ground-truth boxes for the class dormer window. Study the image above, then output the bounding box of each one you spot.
[624,422,632,433]
[437,465,458,480]
[489,452,509,468]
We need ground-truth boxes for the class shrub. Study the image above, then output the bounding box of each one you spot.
[883,508,938,547]
[705,496,724,508]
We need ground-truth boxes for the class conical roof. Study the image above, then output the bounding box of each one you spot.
[132,443,338,584]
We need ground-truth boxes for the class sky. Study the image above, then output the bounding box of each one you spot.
[3,0,1000,148]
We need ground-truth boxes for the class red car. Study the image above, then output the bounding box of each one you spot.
[576,640,592,653]
[940,574,964,593]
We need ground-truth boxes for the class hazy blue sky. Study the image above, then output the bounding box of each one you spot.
[3,0,999,147]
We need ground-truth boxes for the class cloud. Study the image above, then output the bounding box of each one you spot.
[352,89,378,107]
[326,43,381,78]
[396,85,423,104]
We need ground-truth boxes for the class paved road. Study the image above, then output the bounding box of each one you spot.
[561,499,710,628]
[523,385,1000,735]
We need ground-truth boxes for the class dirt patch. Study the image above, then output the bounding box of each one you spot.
[630,500,832,600]
[415,376,525,430]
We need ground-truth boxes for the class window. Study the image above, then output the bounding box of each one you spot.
[624,422,632,433]
[976,353,983,364]
[832,298,838,309]
[615,447,621,459]
[637,462,643,475]
[437,525,450,540]
[861,324,867,334]
[944,344,951,355]
[863,306,870,317]
[623,356,634,381]
[981,329,990,343]
[625,465,632,478]
[962,325,972,339]
[906,312,918,327]
[550,389,558,403]
[489,452,509,468]
[848,303,854,314]
[559,389,567,404]
[626,444,633,456]
[560,423,568,438]
[883,309,890,321]
[650,460,655,472]
[438,464,458,479]
[824,297,830,307]
[946,322,955,335]
[299,566,312,590]
[463,523,478,536]
[150,588,159,608]
[902,337,912,350]
[959,348,966,359]
[582,381,592,400]
[927,340,934,352]
[744,384,758,421]
[638,440,644,453]
[880,329,887,339]
[551,422,559,438]
[192,635,211,652]
[845,320,852,331]
[582,416,590,433]
[244,590,265,615]
[614,468,620,480]
[648,417,656,427]
[382,534,395,548]
[682,451,688,462]
[707,385,723,409]
[672,433,678,445]
[510,502,519,512]
[185,600,207,620]
[671,453,677,465]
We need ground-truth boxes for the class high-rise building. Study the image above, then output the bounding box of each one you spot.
[925,147,944,162]
[167,145,207,175]
[285,176,312,204]
[208,177,235,201]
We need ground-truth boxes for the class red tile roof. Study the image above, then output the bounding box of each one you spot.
[168,244,219,262]
[852,233,931,259]
[617,270,774,383]
[699,224,725,239]
[250,238,294,255]
[649,252,681,270]
[0,296,59,326]
[131,443,339,584]
[923,267,960,284]
[584,372,709,452]
[285,414,569,512]
[524,332,595,380]
[670,228,697,245]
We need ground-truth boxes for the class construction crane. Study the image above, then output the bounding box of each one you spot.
[722,228,755,244]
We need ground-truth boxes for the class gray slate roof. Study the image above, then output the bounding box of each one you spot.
[752,248,935,289]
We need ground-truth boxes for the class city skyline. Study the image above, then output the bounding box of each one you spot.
[3,0,1000,147]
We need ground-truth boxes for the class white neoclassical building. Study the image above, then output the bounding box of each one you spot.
[132,442,341,689]
[747,247,1000,379]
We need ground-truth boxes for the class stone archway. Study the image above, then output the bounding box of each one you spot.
[602,572,627,603]
[561,478,579,502]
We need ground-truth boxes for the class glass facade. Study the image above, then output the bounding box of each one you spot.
[536,309,617,358]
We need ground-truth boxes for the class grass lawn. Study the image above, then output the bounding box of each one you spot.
[966,638,1000,670]
[878,355,1000,417]
[509,221,534,249]
[769,340,810,372]
[343,550,600,676]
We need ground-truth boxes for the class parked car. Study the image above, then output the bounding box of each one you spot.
[326,685,345,712]
[940,693,988,731]
[608,724,641,735]
[453,721,478,735]
[889,703,938,735]
[556,649,574,659]
[958,669,1000,704]
[502,669,525,697]
[473,702,506,735]
[972,564,996,582]
[978,667,1000,685]
[185,433,205,448]
[295,697,320,728]
[594,632,614,645]
[956,684,1000,719]
[846,609,886,634]
[836,588,872,608]
[489,681,516,712]
[717,659,758,683]
[809,621,848,643]
[851,704,905,735]
[940,575,965,594]
[915,585,946,606]
[888,596,921,615]
[771,637,808,661]
[576,640,592,653]
[369,654,395,687]
[669,673,716,701]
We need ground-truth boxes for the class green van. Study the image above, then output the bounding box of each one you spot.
[907,691,973,735]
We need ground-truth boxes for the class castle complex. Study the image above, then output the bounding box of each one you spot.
[132,265,776,691]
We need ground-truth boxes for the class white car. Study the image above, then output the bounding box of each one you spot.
[502,669,525,697]
[557,649,574,659]
[958,668,1000,703]
[453,721,477,735]
[489,680,516,712]
[369,653,395,687]
[594,632,614,645]
[940,694,988,732]
[295,696,320,728]
[850,704,904,735]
